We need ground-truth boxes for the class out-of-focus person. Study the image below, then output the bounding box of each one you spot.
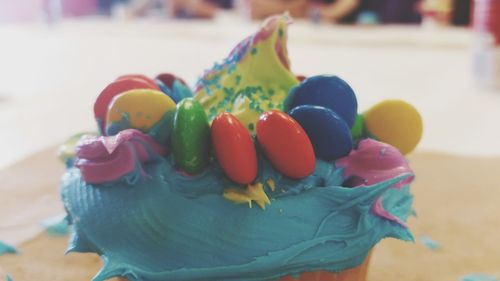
[450,0,471,26]
[209,0,233,9]
[420,0,452,24]
[98,0,129,15]
[167,0,219,18]
[419,0,475,26]
[248,0,422,24]
[248,0,359,22]
[315,0,361,23]
[249,0,309,19]
[129,0,219,18]
[365,0,421,23]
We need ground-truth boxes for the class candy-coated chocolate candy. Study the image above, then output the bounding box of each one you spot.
[363,99,423,155]
[295,75,307,82]
[172,98,211,175]
[256,110,315,179]
[289,105,353,160]
[155,75,193,103]
[285,75,358,128]
[117,74,159,90]
[155,79,171,95]
[94,78,158,133]
[350,114,366,141]
[105,89,176,135]
[156,73,188,89]
[211,112,257,184]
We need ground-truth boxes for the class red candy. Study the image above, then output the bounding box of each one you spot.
[211,113,257,184]
[296,75,307,82]
[156,73,188,89]
[117,74,159,90]
[256,110,316,179]
[94,77,159,133]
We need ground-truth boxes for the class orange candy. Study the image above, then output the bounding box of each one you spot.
[211,113,257,184]
[256,110,316,179]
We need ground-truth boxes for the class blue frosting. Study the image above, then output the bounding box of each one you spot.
[61,152,414,281]
[5,274,13,281]
[105,111,174,146]
[0,241,17,256]
[461,274,498,281]
[420,234,441,251]
[41,214,70,237]
[156,79,194,104]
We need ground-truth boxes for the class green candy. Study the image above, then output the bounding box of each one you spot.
[172,98,211,175]
[350,114,366,141]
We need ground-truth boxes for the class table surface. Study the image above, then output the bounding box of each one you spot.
[1,15,500,170]
[1,147,499,281]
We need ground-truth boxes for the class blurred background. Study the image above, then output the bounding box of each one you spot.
[0,0,499,169]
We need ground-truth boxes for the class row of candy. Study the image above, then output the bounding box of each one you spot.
[173,104,315,183]
[91,74,333,183]
[94,73,191,136]
[285,75,357,161]
[250,75,420,183]
[172,99,311,182]
[285,75,423,156]
[88,73,422,185]
[93,85,311,184]
[91,77,315,182]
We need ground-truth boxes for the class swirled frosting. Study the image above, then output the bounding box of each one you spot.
[74,129,167,184]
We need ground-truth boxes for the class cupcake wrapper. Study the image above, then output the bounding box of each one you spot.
[115,252,371,281]
[279,251,372,281]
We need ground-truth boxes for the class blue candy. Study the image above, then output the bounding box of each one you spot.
[155,79,172,95]
[285,75,358,128]
[289,105,353,160]
[155,79,193,103]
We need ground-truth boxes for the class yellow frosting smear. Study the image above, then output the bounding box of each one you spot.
[266,178,276,192]
[223,183,271,209]
[194,14,299,133]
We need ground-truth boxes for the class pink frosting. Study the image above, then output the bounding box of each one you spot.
[336,139,414,227]
[252,14,291,44]
[336,139,414,189]
[75,129,167,184]
[372,198,407,227]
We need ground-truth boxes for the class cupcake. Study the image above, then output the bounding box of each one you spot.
[60,14,422,281]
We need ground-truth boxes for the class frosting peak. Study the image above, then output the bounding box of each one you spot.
[194,14,299,132]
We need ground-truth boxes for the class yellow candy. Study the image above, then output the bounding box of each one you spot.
[106,89,176,133]
[364,100,423,155]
